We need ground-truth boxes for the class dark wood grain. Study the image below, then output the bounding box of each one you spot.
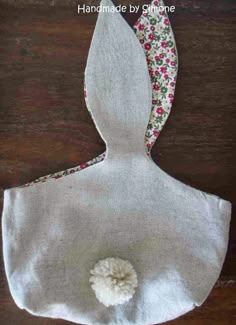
[0,0,235,324]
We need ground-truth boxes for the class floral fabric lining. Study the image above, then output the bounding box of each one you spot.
[22,0,178,187]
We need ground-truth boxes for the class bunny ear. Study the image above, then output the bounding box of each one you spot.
[84,0,178,153]
[20,0,178,188]
[134,0,178,151]
[85,0,152,151]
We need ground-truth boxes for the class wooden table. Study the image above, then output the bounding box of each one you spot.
[0,0,235,324]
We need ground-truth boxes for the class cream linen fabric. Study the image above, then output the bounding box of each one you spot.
[2,0,231,324]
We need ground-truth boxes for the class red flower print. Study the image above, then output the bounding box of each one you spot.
[150,26,155,31]
[153,130,159,137]
[160,67,167,73]
[146,143,151,149]
[155,70,159,76]
[84,90,87,97]
[156,107,164,115]
[171,61,176,66]
[154,0,159,5]
[170,82,175,87]
[80,163,88,169]
[149,34,155,41]
[161,42,167,48]
[152,100,156,105]
[54,175,62,179]
[147,58,151,65]
[164,74,169,79]
[168,94,174,98]
[166,58,170,63]
[139,24,145,31]
[153,84,160,91]
[171,48,176,53]
[159,53,164,58]
[70,169,75,173]
[144,43,151,51]
[164,19,169,26]
[155,55,159,60]
[149,69,154,76]
[169,99,174,104]
[140,39,144,44]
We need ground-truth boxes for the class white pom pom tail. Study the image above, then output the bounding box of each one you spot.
[89,257,138,307]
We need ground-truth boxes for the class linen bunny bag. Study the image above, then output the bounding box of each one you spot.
[2,0,231,325]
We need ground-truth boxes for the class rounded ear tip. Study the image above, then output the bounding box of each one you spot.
[101,0,113,6]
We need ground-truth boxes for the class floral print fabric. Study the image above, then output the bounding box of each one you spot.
[22,0,178,187]
[135,0,178,150]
